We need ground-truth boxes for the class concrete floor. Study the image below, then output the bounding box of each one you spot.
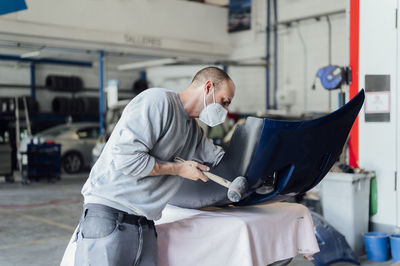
[0,172,398,266]
[288,255,396,266]
[0,172,84,266]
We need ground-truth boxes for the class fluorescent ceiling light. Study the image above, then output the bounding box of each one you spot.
[20,50,41,58]
[117,58,178,71]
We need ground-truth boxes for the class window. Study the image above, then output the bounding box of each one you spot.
[77,127,99,139]
[39,125,74,137]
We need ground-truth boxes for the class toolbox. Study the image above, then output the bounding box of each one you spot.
[0,142,13,182]
[27,142,61,181]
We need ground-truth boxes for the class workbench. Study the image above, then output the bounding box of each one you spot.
[156,202,319,266]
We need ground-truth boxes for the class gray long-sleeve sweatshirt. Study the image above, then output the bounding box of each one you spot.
[81,88,224,220]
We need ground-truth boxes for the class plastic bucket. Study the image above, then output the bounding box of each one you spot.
[364,232,389,261]
[390,234,400,262]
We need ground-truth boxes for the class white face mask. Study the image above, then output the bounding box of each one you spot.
[199,89,228,127]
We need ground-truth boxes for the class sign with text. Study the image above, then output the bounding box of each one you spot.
[124,34,163,48]
[365,75,390,122]
[365,91,390,113]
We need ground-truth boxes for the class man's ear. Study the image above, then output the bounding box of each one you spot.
[204,80,213,94]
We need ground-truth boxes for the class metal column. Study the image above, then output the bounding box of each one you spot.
[272,0,278,109]
[266,0,271,110]
[98,51,105,137]
[140,71,147,81]
[30,63,36,100]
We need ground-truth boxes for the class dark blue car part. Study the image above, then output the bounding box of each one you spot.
[169,90,365,208]
[311,212,360,266]
[240,89,364,205]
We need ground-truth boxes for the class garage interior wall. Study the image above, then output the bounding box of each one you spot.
[359,0,398,231]
[0,0,349,115]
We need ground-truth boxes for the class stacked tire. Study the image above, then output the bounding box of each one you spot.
[70,98,85,115]
[82,97,99,115]
[52,97,71,115]
[52,97,99,116]
[46,75,83,92]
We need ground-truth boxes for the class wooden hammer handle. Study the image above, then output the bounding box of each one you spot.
[203,172,231,188]
[174,157,231,188]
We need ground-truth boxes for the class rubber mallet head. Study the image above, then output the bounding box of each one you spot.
[227,176,248,202]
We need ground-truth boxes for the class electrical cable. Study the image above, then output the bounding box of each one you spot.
[296,24,308,114]
[327,16,332,112]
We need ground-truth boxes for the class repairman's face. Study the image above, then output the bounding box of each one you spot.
[204,79,235,110]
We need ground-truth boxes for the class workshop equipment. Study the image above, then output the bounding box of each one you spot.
[312,65,352,108]
[0,132,13,182]
[27,142,61,181]
[314,65,351,91]
[174,157,248,202]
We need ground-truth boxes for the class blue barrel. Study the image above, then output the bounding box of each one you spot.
[364,232,389,261]
[391,234,400,262]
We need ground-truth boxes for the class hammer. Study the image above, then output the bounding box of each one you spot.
[174,157,248,202]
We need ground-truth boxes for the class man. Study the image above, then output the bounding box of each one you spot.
[73,66,235,265]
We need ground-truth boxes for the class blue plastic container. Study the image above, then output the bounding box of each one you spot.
[364,232,389,261]
[390,234,400,262]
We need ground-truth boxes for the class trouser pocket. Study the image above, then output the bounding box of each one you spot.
[74,208,157,266]
[81,215,117,239]
[75,216,139,266]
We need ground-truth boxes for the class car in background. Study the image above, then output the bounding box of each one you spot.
[91,100,130,166]
[19,122,100,174]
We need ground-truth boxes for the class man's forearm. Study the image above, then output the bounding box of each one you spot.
[148,160,210,182]
[148,161,179,176]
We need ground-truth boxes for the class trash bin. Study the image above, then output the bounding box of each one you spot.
[321,172,371,255]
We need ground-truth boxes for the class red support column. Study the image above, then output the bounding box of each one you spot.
[349,0,360,168]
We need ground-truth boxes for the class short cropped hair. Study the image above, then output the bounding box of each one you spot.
[191,66,232,89]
